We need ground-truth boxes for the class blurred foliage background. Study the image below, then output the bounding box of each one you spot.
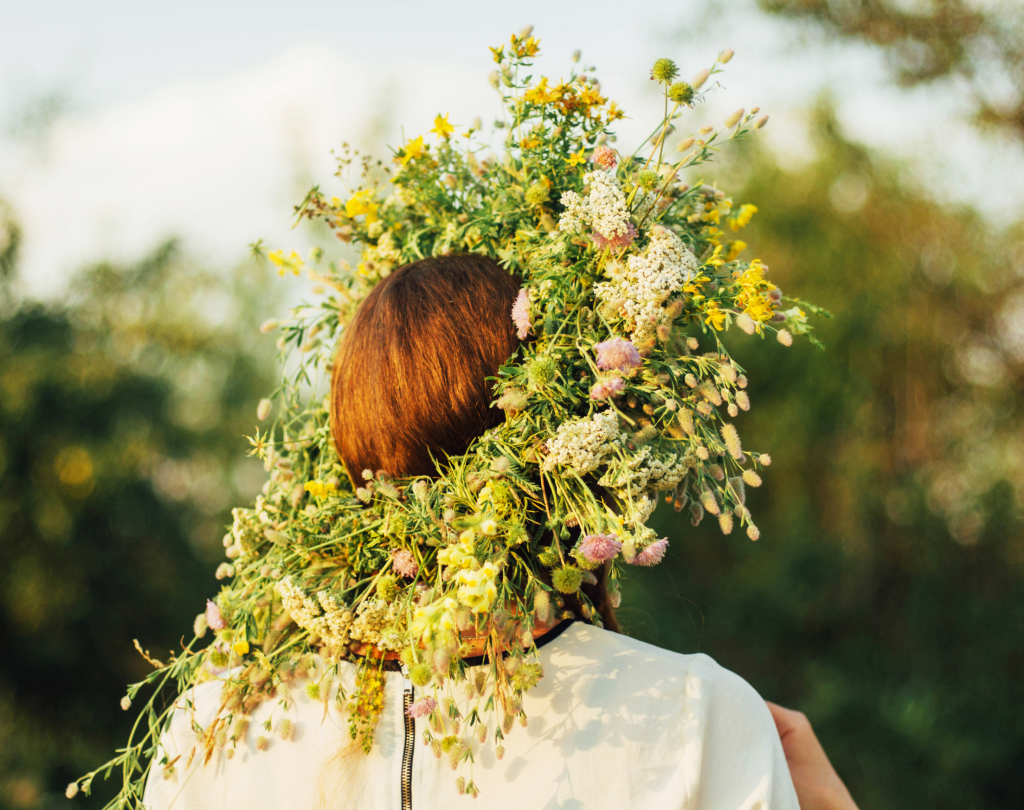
[2,2,1023,808]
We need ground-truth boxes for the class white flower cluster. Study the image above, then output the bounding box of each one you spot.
[598,446,688,496]
[543,410,624,475]
[276,577,354,648]
[595,225,699,345]
[349,598,404,650]
[557,171,630,238]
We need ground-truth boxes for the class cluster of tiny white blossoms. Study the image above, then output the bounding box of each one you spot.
[595,225,700,345]
[349,598,404,650]
[542,410,624,475]
[275,577,354,648]
[598,445,689,497]
[557,171,630,239]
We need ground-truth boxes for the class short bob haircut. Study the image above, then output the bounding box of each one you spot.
[330,252,617,631]
[331,253,520,480]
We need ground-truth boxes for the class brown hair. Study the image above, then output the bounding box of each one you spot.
[330,253,618,631]
[331,253,519,480]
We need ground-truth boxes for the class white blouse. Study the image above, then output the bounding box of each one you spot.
[144,622,799,809]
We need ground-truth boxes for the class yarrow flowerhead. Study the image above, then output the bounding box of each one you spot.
[577,533,622,564]
[631,538,669,566]
[594,337,641,371]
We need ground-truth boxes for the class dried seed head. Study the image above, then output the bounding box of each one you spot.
[728,404,739,417]
[747,524,761,541]
[742,470,763,487]
[736,391,750,411]
[777,329,793,346]
[718,48,735,63]
[720,423,743,460]
[719,513,734,534]
[691,69,710,90]
[754,115,769,129]
[724,108,745,128]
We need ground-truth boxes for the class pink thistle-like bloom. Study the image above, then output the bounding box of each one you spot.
[591,145,617,170]
[589,377,625,400]
[578,533,623,564]
[590,222,637,251]
[206,600,227,630]
[392,549,419,579]
[511,289,532,340]
[407,697,438,719]
[594,337,642,371]
[631,538,669,567]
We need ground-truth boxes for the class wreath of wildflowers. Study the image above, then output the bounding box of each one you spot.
[72,29,823,805]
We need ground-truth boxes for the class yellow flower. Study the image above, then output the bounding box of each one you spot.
[704,303,727,331]
[480,518,498,535]
[396,135,426,166]
[489,45,505,63]
[267,249,304,276]
[524,78,554,105]
[520,133,542,150]
[705,244,726,268]
[512,34,540,58]
[565,148,587,166]
[232,639,250,656]
[345,189,379,223]
[304,480,337,499]
[429,112,456,140]
[725,240,747,261]
[606,101,625,121]
[729,203,758,231]
[455,562,501,614]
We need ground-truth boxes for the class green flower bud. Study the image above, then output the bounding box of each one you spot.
[525,182,549,206]
[668,81,694,105]
[552,566,583,594]
[650,58,679,84]
[537,547,559,567]
[376,574,399,602]
[638,170,659,190]
[526,357,557,389]
[410,662,433,687]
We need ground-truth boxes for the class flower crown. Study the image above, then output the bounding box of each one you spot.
[73,28,821,805]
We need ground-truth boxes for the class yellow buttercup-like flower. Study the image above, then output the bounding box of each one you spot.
[267,249,304,276]
[565,148,587,166]
[396,135,426,166]
[304,480,337,499]
[703,302,727,331]
[430,112,456,140]
[345,189,379,223]
[729,203,758,231]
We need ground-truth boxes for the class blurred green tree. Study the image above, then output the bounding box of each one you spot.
[0,226,276,809]
[758,0,1024,140]
[622,104,1024,809]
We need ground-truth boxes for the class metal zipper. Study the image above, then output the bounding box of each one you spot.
[401,674,415,810]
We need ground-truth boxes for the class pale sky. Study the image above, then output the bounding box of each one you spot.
[2,0,1020,298]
